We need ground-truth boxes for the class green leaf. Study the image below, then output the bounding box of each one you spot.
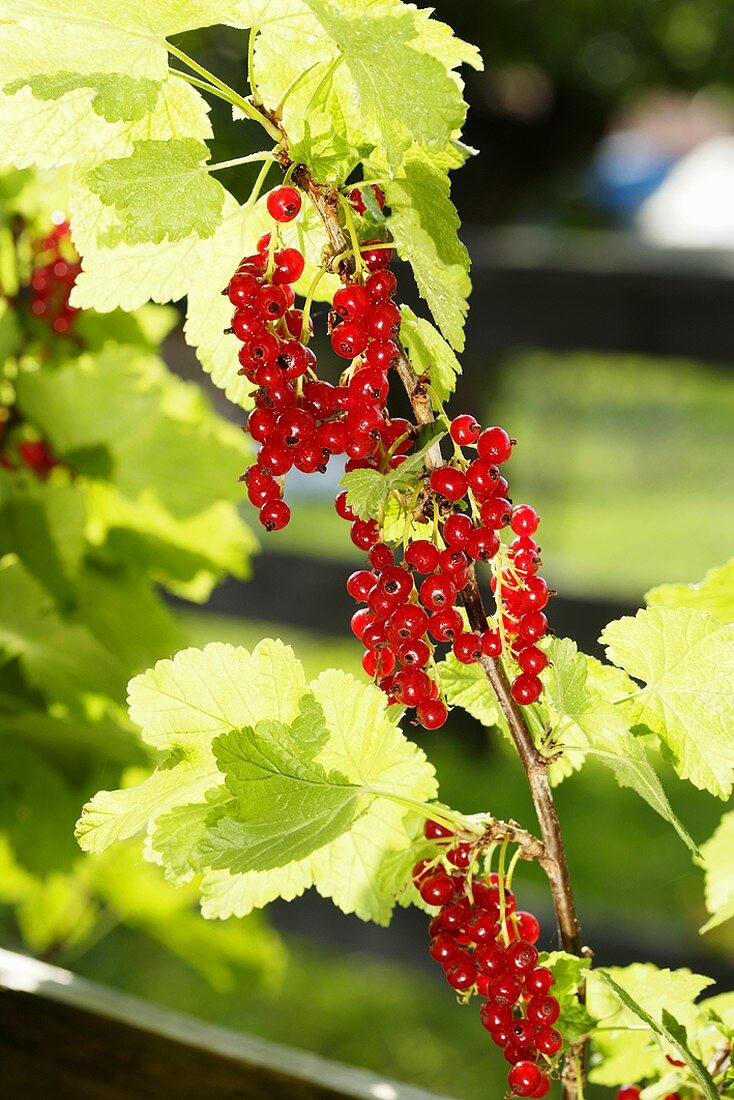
[600,608,734,798]
[646,557,734,625]
[0,745,80,875]
[399,305,462,401]
[540,637,698,853]
[587,963,715,1087]
[699,810,734,932]
[205,694,363,872]
[76,755,221,854]
[339,424,445,520]
[0,71,211,172]
[127,639,308,752]
[5,73,161,123]
[385,158,470,350]
[434,653,503,730]
[86,139,224,244]
[199,864,315,920]
[0,1,252,82]
[256,0,480,175]
[591,968,718,1099]
[0,554,126,707]
[0,469,86,603]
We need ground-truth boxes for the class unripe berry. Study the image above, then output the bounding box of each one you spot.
[267,185,302,222]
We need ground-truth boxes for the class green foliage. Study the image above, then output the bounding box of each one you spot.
[588,965,721,1097]
[647,557,734,625]
[340,423,445,521]
[601,607,734,798]
[435,653,503,729]
[0,168,270,983]
[399,305,462,401]
[78,640,450,925]
[699,810,734,933]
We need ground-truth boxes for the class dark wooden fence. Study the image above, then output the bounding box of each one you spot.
[0,948,452,1099]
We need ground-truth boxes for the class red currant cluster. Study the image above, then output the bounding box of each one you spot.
[416,819,562,1096]
[29,220,81,334]
[231,181,553,721]
[431,415,552,706]
[230,185,414,532]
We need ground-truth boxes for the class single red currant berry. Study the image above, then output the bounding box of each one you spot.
[525,966,554,996]
[315,420,349,454]
[510,1018,537,1049]
[477,425,513,465]
[429,933,459,967]
[398,638,431,668]
[366,268,398,302]
[362,647,396,678]
[419,872,456,907]
[465,460,501,499]
[465,910,498,942]
[616,1089,642,1100]
[378,565,413,603]
[480,1002,512,1033]
[527,994,560,1027]
[346,570,378,602]
[419,574,457,610]
[331,319,369,359]
[428,608,464,642]
[366,301,401,340]
[506,940,539,974]
[276,340,309,379]
[351,608,371,640]
[424,818,453,840]
[361,239,392,270]
[447,842,472,869]
[449,414,481,446]
[335,490,355,521]
[267,185,302,222]
[367,544,392,571]
[437,899,469,932]
[247,331,281,364]
[430,465,468,502]
[257,284,289,320]
[511,673,543,706]
[508,1061,543,1098]
[480,496,512,529]
[453,633,483,664]
[395,668,431,706]
[481,629,503,657]
[345,433,376,461]
[228,272,260,306]
[417,698,448,729]
[465,526,500,562]
[272,247,305,285]
[489,972,523,1007]
[351,518,379,551]
[445,952,477,991]
[277,407,316,447]
[365,339,400,371]
[247,407,277,443]
[514,910,541,944]
[443,512,474,549]
[511,504,540,536]
[333,282,372,321]
[259,498,290,531]
[517,646,548,675]
[404,539,441,574]
[474,943,507,976]
[349,368,389,405]
[523,575,550,611]
[518,611,548,644]
[386,604,429,643]
[258,442,293,476]
[535,1027,563,1055]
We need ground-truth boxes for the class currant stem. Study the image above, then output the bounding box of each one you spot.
[166,43,282,142]
[207,152,275,172]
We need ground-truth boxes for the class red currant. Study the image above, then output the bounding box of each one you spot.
[267,185,301,222]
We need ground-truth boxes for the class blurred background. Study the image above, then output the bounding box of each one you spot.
[3,3,734,1097]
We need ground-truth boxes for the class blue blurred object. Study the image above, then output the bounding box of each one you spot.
[590,131,678,218]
